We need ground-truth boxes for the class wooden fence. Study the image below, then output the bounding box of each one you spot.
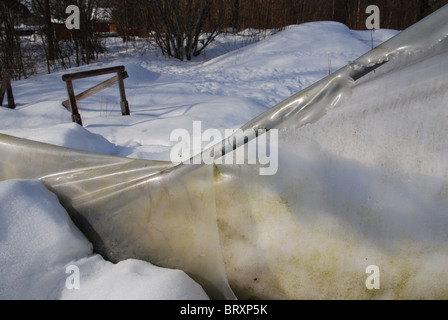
[62,65,130,126]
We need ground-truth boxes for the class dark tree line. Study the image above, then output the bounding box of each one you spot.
[1,0,447,76]
[297,0,447,30]
[111,0,448,34]
[112,0,448,60]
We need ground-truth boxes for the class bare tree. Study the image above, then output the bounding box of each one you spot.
[0,0,27,80]
[30,0,105,69]
[138,0,223,61]
[108,0,448,62]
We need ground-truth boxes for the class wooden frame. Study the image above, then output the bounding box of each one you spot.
[62,66,130,126]
[0,70,16,109]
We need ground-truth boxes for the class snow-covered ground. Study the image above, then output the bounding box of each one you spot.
[3,20,446,300]
[0,23,397,162]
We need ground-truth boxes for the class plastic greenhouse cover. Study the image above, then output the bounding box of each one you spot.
[1,5,448,300]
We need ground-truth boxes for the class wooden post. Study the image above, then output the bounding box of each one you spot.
[117,71,130,116]
[0,77,6,107]
[0,71,16,109]
[65,79,83,126]
[6,81,16,109]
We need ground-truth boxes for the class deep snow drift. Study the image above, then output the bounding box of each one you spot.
[0,179,208,300]
[2,20,447,300]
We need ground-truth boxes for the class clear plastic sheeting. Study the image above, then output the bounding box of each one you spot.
[1,5,448,300]
[235,3,448,136]
[216,39,448,299]
[0,135,235,300]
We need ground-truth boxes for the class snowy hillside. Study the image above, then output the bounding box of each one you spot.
[1,18,447,300]
[0,22,398,161]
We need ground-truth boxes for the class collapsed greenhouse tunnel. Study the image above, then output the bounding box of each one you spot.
[1,5,448,300]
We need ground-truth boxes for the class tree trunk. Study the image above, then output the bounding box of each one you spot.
[44,0,55,61]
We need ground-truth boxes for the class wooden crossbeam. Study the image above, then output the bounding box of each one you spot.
[62,71,128,108]
[62,66,125,82]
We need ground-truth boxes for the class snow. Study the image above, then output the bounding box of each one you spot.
[2,20,446,299]
[0,179,208,300]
